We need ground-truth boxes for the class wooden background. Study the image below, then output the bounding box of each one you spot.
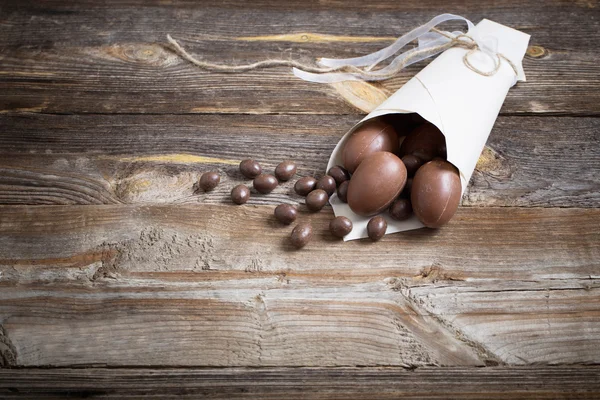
[1,0,599,398]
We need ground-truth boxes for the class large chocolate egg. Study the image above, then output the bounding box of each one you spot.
[342,120,398,173]
[400,122,446,162]
[411,160,461,228]
[347,152,407,217]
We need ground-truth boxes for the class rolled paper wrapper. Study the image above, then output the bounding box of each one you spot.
[327,19,531,241]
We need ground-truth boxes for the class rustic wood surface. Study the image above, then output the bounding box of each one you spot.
[1,0,599,397]
[2,367,600,399]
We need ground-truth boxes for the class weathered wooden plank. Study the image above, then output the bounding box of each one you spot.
[0,205,598,281]
[0,279,487,367]
[398,280,600,365]
[1,277,597,366]
[0,1,598,114]
[2,367,600,399]
[0,114,598,207]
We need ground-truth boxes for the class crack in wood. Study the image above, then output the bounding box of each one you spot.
[387,277,504,366]
[0,324,17,367]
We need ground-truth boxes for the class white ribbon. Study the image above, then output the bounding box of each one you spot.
[293,13,497,84]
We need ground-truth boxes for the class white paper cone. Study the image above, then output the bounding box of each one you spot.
[328,19,531,241]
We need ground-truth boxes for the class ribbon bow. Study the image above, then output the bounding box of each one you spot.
[293,13,518,83]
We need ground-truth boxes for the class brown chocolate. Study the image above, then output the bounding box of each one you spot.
[329,216,353,238]
[274,204,297,225]
[199,171,220,192]
[316,175,336,196]
[239,159,262,179]
[367,216,387,241]
[337,180,349,203]
[294,176,317,196]
[305,189,328,212]
[231,184,250,205]
[290,223,312,249]
[328,165,350,185]
[383,113,424,137]
[275,161,297,181]
[400,122,446,162]
[347,152,407,217]
[342,119,398,173]
[400,178,413,199]
[401,154,423,177]
[389,198,412,221]
[253,174,278,194]
[411,159,461,228]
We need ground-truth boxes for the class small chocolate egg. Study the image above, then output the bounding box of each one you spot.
[294,176,317,196]
[411,160,461,228]
[199,171,220,192]
[239,159,262,179]
[367,216,387,241]
[328,165,350,185]
[305,189,328,212]
[336,180,349,203]
[342,119,398,173]
[329,216,353,238]
[400,122,446,162]
[275,161,297,181]
[347,152,407,217]
[253,174,278,194]
[389,198,412,221]
[290,223,312,249]
[274,204,297,225]
[316,175,336,196]
[231,184,250,205]
[401,154,423,177]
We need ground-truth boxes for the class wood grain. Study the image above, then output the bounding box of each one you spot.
[401,280,600,364]
[2,367,600,399]
[0,114,598,207]
[0,205,598,280]
[0,1,598,114]
[1,276,597,367]
[0,279,485,367]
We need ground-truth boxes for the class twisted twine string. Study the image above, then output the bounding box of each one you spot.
[166,28,518,80]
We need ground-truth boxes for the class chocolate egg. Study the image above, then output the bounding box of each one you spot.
[347,152,407,217]
[342,120,398,173]
[400,122,446,162]
[411,160,461,228]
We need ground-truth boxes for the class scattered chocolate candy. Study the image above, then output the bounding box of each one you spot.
[400,122,446,162]
[275,161,297,181]
[389,198,412,221]
[337,180,349,203]
[328,165,350,185]
[305,189,328,212]
[294,176,317,196]
[411,159,461,228]
[231,184,250,205]
[347,152,407,217]
[199,171,220,192]
[239,159,262,179]
[342,119,399,173]
[316,175,336,196]
[274,204,297,225]
[329,216,353,238]
[401,154,423,177]
[253,174,278,194]
[367,216,387,241]
[290,223,312,249]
